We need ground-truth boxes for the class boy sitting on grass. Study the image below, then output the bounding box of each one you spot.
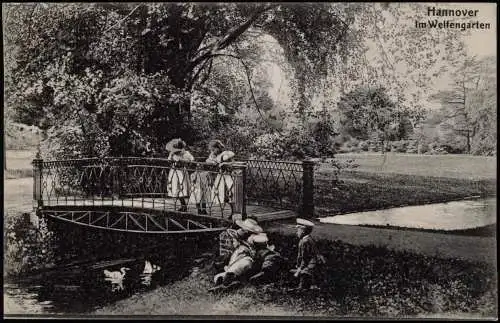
[289,218,325,291]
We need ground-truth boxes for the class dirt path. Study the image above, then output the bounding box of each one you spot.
[264,221,497,265]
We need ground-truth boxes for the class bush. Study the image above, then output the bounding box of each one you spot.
[251,133,285,160]
[4,214,56,277]
[417,142,428,154]
[358,140,369,152]
[406,140,418,154]
[390,140,408,153]
[250,113,339,161]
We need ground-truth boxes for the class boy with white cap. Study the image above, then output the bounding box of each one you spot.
[289,218,324,291]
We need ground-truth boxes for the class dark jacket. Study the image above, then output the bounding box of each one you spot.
[296,234,320,276]
[256,247,283,271]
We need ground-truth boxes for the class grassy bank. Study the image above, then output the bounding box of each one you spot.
[314,170,496,217]
[334,153,496,179]
[93,232,497,318]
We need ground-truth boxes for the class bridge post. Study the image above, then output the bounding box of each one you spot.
[32,150,44,211]
[232,161,247,221]
[301,159,315,219]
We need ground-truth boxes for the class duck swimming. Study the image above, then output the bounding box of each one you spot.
[143,260,161,274]
[104,267,130,280]
[104,267,130,291]
[140,260,161,286]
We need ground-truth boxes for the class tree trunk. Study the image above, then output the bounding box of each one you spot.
[3,132,6,170]
[466,130,471,154]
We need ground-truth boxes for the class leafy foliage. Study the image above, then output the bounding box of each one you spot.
[250,109,338,160]
[337,86,417,143]
[4,214,56,277]
[5,3,353,159]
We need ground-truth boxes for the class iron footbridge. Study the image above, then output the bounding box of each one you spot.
[32,156,315,234]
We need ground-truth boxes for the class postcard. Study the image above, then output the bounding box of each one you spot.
[3,2,497,320]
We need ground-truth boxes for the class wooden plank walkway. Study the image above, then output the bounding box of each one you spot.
[39,197,297,223]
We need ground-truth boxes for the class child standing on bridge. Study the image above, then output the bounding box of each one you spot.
[190,139,227,215]
[206,140,236,213]
[166,138,195,212]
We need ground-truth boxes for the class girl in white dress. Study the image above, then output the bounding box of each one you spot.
[166,138,194,212]
[190,140,221,215]
[207,140,235,210]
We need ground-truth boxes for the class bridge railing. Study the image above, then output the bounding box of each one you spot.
[244,159,314,217]
[33,156,315,219]
[32,157,247,220]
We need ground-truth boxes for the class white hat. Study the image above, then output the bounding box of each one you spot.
[235,218,263,234]
[296,218,315,227]
[165,138,187,152]
[217,151,235,163]
[248,233,268,244]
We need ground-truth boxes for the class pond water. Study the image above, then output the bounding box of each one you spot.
[319,198,496,231]
[4,221,219,315]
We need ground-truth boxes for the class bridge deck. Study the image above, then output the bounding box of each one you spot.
[40,197,297,223]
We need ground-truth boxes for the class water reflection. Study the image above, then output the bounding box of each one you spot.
[140,260,161,287]
[320,198,496,231]
[4,225,218,315]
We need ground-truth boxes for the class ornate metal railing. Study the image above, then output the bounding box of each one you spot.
[244,159,314,215]
[33,157,247,220]
[32,156,315,222]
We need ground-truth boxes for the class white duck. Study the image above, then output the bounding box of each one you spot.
[104,267,130,280]
[104,267,130,292]
[140,261,161,286]
[143,260,161,274]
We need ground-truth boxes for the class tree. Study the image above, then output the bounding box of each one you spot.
[5,3,352,157]
[429,56,496,155]
[337,86,415,144]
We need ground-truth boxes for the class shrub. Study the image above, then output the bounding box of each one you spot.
[417,142,429,154]
[4,213,56,277]
[358,140,369,152]
[390,140,407,153]
[250,113,339,161]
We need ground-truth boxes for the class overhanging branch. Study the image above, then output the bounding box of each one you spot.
[198,53,282,134]
[189,4,277,70]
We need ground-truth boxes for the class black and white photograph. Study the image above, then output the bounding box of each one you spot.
[3,2,497,319]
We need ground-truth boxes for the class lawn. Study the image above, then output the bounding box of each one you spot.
[314,169,496,217]
[91,233,497,318]
[5,150,36,179]
[334,152,496,180]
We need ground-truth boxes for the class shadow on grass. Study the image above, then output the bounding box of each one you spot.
[238,232,499,317]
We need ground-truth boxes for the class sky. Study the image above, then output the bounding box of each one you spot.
[459,3,497,58]
[420,2,496,108]
[264,2,497,112]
